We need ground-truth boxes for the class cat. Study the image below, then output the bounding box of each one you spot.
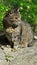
[3,7,33,48]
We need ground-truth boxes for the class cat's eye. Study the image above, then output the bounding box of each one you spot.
[15,17,17,19]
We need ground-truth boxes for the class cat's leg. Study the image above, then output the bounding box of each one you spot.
[19,40,28,48]
[10,41,16,52]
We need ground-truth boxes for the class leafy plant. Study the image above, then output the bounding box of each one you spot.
[0,0,37,33]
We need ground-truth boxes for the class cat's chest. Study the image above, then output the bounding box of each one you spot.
[5,24,21,42]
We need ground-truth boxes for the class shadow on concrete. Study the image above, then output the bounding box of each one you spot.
[0,34,10,47]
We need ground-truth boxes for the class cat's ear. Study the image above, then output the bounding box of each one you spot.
[17,8,19,12]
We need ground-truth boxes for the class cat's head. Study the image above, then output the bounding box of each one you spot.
[4,7,21,25]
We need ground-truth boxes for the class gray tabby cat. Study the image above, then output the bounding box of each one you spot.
[3,7,33,48]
